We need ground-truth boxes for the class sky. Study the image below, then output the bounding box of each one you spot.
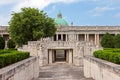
[1,0,120,26]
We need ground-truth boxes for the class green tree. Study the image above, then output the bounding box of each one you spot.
[7,39,16,49]
[114,34,120,48]
[0,36,5,49]
[100,33,114,48]
[9,7,56,46]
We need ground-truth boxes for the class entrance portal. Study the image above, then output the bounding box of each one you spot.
[48,49,73,64]
[54,50,66,62]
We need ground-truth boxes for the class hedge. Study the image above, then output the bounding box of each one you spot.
[94,48,120,64]
[0,50,30,68]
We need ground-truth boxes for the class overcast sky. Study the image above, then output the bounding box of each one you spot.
[1,0,120,26]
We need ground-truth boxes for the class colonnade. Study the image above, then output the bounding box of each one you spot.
[52,34,100,45]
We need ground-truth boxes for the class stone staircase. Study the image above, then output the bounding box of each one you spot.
[36,63,94,80]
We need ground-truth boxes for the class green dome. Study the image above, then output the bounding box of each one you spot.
[54,12,68,26]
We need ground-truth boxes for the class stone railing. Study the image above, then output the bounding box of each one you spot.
[57,26,120,31]
[45,41,87,49]
[84,56,120,80]
[0,56,39,80]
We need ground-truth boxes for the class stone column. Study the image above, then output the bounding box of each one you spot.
[85,34,87,41]
[49,49,53,64]
[66,50,69,62]
[97,34,100,46]
[52,50,55,62]
[87,34,89,41]
[69,49,73,64]
[76,34,79,41]
[66,34,68,41]
[95,34,97,45]
[56,34,58,41]
[61,34,63,41]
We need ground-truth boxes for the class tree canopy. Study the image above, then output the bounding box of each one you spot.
[7,39,16,49]
[0,36,5,49]
[100,33,114,48]
[114,34,120,48]
[9,7,56,46]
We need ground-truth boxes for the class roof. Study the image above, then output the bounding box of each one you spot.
[54,12,68,26]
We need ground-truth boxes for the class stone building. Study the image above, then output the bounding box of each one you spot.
[1,13,120,66]
[0,26,9,48]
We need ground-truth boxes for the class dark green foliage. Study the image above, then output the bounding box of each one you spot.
[114,34,120,48]
[0,49,30,68]
[100,33,114,48]
[94,49,120,64]
[9,7,56,46]
[0,36,5,49]
[7,39,16,49]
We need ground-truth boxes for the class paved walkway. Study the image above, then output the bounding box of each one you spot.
[36,62,94,80]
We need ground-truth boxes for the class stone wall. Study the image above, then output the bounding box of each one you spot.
[0,56,39,80]
[84,56,120,80]
[18,40,102,66]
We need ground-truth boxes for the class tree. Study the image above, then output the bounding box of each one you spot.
[100,33,114,48]
[9,7,56,46]
[0,36,5,49]
[114,34,120,48]
[7,39,16,49]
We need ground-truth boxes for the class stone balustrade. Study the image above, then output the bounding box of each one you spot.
[0,56,39,80]
[57,26,120,31]
[84,56,120,80]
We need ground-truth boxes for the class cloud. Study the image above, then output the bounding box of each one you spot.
[90,6,115,16]
[0,0,18,5]
[94,7,115,12]
[12,0,80,11]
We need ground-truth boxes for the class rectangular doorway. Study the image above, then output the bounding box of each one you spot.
[54,50,66,62]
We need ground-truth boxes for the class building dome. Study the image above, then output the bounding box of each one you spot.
[54,12,68,26]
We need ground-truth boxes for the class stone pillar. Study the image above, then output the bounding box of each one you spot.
[56,34,58,41]
[52,50,55,62]
[66,50,69,62]
[76,34,79,41]
[97,34,100,46]
[85,34,87,41]
[66,34,68,41]
[49,49,53,64]
[95,34,97,45]
[5,41,8,48]
[87,34,89,41]
[69,49,73,64]
[61,34,63,41]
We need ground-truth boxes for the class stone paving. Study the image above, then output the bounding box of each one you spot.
[36,62,94,80]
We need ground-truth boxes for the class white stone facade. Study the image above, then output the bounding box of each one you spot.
[1,26,120,66]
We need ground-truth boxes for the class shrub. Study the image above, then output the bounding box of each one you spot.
[0,49,30,68]
[7,39,16,49]
[0,36,5,49]
[94,49,120,64]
